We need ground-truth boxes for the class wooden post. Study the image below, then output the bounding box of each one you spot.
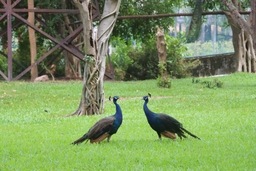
[7,0,12,81]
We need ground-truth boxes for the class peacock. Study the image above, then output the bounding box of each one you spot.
[72,96,123,144]
[142,94,200,140]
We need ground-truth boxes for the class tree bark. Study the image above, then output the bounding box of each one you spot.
[250,0,256,48]
[28,0,38,81]
[69,0,121,116]
[156,28,171,88]
[156,28,167,77]
[186,0,203,43]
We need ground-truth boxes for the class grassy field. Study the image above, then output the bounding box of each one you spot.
[0,72,256,170]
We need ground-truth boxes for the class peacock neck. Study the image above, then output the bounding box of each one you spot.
[143,100,155,120]
[114,101,123,122]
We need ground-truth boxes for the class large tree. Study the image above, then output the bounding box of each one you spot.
[194,0,255,72]
[69,0,121,116]
[221,0,256,72]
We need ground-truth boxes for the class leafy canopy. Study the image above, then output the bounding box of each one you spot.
[112,0,182,41]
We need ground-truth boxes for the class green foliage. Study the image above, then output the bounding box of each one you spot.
[0,73,256,170]
[157,62,172,88]
[84,55,95,64]
[157,62,166,75]
[0,56,7,77]
[192,77,224,89]
[165,34,200,78]
[186,0,250,12]
[111,34,199,80]
[114,0,181,42]
[157,75,172,88]
[199,0,250,11]
[110,38,134,80]
[124,40,159,81]
[173,58,202,78]
[107,37,158,81]
[12,26,31,78]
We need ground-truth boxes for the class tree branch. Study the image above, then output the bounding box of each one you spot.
[221,0,252,35]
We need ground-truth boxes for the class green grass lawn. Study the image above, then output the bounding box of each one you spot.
[0,72,256,170]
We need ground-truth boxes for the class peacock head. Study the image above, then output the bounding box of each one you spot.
[109,96,120,102]
[142,93,151,102]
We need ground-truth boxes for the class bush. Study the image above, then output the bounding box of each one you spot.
[165,34,201,78]
[109,38,134,80]
[157,75,171,88]
[192,77,224,88]
[124,40,159,81]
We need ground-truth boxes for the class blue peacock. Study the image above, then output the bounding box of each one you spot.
[142,94,200,140]
[72,96,123,144]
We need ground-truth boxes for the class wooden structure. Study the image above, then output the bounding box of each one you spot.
[0,0,114,81]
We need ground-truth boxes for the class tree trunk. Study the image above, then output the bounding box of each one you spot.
[186,0,203,43]
[251,0,256,47]
[222,0,256,72]
[156,28,171,88]
[28,0,38,81]
[69,0,121,116]
[156,28,167,77]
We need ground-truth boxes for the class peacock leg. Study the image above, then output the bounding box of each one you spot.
[157,132,162,140]
[107,135,112,142]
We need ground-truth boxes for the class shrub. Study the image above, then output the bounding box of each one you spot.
[109,38,134,80]
[157,75,172,88]
[192,77,224,88]
[165,34,201,78]
[124,40,159,81]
